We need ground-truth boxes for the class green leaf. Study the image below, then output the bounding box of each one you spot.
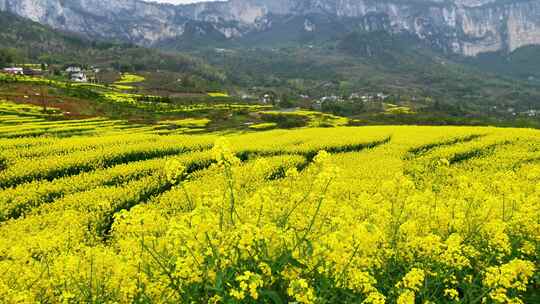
[260,290,284,304]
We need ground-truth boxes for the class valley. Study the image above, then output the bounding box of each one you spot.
[0,1,539,303]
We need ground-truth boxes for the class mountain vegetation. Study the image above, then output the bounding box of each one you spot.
[0,3,540,126]
[194,32,540,117]
[0,11,224,87]
[467,45,540,82]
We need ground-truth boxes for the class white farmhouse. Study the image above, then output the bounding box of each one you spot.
[70,72,87,82]
[2,67,24,75]
[66,66,82,73]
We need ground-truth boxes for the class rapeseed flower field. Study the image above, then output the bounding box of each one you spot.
[0,105,538,303]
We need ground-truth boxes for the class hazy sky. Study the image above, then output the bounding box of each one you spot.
[147,0,221,4]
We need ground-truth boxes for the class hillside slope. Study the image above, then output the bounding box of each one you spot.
[194,31,540,114]
[0,11,224,84]
[1,10,539,124]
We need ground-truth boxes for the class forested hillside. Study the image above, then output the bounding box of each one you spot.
[0,12,224,85]
[2,10,540,125]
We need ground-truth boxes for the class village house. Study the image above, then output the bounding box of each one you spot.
[376,92,389,100]
[260,92,278,104]
[65,66,82,73]
[261,94,271,104]
[2,67,24,75]
[70,71,88,82]
[349,93,361,100]
[522,109,539,117]
[319,95,343,103]
[65,66,88,82]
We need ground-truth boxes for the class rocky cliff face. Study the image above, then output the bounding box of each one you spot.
[0,0,539,56]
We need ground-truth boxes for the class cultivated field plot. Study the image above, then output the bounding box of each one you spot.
[0,111,539,302]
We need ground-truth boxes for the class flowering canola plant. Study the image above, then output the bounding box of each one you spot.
[0,123,537,303]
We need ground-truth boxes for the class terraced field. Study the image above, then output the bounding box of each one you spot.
[0,102,538,303]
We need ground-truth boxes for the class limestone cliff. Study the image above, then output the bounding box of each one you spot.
[1,0,539,56]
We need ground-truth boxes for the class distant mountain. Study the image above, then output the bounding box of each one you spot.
[1,1,540,118]
[1,0,540,56]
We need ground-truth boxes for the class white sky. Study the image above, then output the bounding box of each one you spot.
[146,0,221,4]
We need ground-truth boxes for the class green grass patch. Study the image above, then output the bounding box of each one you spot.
[249,122,278,130]
[208,92,229,98]
[383,103,415,115]
[115,74,145,84]
[158,118,211,129]
[260,110,349,128]
[111,84,135,91]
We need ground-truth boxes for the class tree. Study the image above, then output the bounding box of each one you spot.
[40,87,48,114]
[280,93,295,108]
[0,48,17,68]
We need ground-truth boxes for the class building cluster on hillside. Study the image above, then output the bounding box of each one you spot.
[214,48,234,54]
[66,66,87,82]
[521,109,539,117]
[2,63,102,84]
[314,92,389,106]
[261,93,274,104]
[2,67,23,75]
[64,66,100,83]
[2,66,45,76]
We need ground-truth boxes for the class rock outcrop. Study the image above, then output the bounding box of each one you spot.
[1,0,539,56]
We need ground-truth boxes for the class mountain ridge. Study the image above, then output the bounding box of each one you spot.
[1,0,540,56]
